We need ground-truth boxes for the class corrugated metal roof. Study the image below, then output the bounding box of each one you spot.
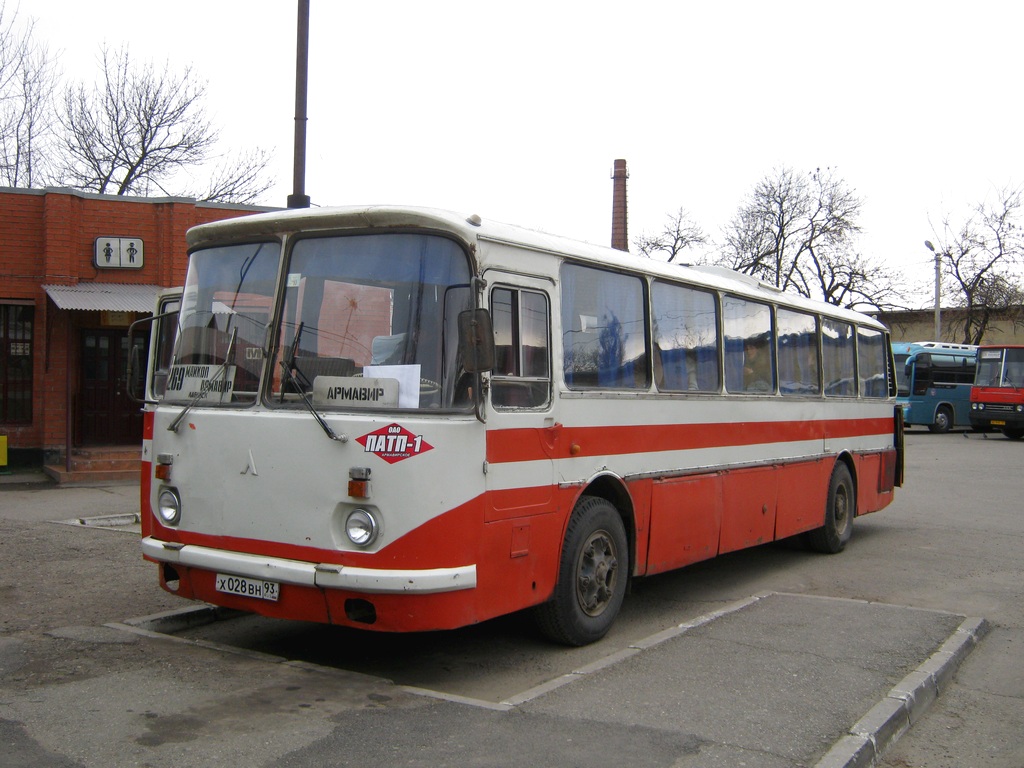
[43,284,163,313]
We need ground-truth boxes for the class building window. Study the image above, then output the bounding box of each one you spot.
[0,304,33,423]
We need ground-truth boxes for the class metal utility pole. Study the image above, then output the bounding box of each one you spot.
[924,240,941,340]
[288,0,311,209]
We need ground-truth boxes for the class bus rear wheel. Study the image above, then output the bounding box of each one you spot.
[806,463,854,554]
[534,496,628,646]
[928,406,953,433]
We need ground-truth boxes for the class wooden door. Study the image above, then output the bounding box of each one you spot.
[79,329,142,445]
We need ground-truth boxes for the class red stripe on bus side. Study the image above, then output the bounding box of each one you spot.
[486,417,894,464]
[141,410,154,538]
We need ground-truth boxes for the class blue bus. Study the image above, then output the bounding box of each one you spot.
[892,341,978,432]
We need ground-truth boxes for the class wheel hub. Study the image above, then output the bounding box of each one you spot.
[576,531,618,617]
[835,487,850,531]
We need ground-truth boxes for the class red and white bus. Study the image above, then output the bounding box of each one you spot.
[970,345,1024,439]
[136,206,903,646]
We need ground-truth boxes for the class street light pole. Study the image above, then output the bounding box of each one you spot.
[924,240,941,340]
[288,0,311,209]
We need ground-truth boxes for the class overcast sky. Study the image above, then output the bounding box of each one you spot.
[25,0,1024,307]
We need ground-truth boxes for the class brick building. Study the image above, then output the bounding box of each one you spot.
[0,187,271,479]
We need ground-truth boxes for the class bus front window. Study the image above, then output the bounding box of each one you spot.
[1003,348,1024,387]
[272,233,473,411]
[167,242,280,405]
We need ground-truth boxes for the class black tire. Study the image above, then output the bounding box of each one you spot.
[928,406,953,434]
[534,496,628,646]
[1003,427,1024,440]
[806,463,855,554]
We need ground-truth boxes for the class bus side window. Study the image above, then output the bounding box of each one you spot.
[152,299,180,397]
[491,287,550,409]
[561,263,649,390]
[777,308,820,396]
[823,319,856,397]
[651,280,720,392]
[723,296,774,394]
[857,327,889,398]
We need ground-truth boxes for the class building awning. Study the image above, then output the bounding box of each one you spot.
[42,284,163,313]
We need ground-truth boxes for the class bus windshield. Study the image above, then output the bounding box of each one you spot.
[170,234,474,411]
[272,233,473,410]
[976,347,1024,388]
[168,242,281,405]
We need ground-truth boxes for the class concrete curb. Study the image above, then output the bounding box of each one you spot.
[814,616,990,768]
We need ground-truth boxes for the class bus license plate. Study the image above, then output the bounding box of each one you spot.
[215,573,279,602]
[992,420,1006,426]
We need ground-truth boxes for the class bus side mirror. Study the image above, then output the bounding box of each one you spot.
[126,342,144,404]
[458,309,494,373]
[124,315,155,405]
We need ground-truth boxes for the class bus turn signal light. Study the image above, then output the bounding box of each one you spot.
[348,466,371,498]
[155,453,173,481]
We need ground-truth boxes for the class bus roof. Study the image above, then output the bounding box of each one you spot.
[893,341,978,355]
[186,205,887,331]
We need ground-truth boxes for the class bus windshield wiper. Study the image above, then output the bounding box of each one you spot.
[278,357,347,442]
[168,327,237,433]
[278,320,346,442]
[281,321,312,398]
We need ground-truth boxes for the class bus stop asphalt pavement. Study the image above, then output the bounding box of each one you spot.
[0,476,988,767]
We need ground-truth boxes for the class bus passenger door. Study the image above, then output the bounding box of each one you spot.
[482,274,557,585]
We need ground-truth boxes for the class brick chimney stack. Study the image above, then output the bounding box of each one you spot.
[611,159,629,251]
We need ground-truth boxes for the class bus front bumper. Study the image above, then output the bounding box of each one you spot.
[141,536,477,594]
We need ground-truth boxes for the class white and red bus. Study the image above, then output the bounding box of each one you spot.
[136,206,903,646]
[970,345,1024,439]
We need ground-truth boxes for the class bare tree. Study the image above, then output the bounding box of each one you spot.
[56,44,272,202]
[929,185,1024,344]
[810,248,908,312]
[58,45,216,195]
[192,147,274,205]
[0,4,57,186]
[719,166,902,311]
[723,166,810,288]
[634,207,708,263]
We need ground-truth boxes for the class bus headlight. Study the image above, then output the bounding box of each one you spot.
[157,487,182,526]
[345,508,379,547]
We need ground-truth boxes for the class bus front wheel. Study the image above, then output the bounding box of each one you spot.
[928,406,953,433]
[1003,427,1024,440]
[534,496,628,646]
[806,463,854,554]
